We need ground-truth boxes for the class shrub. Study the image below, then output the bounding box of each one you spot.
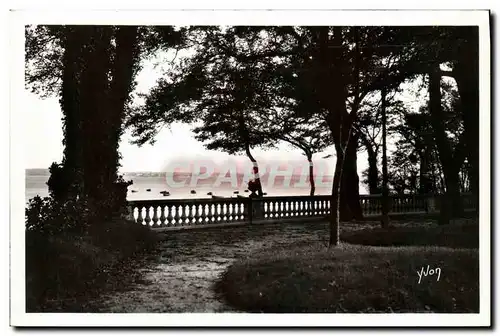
[25,195,92,235]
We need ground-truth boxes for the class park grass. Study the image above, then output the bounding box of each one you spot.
[25,219,158,312]
[340,219,479,249]
[216,220,479,313]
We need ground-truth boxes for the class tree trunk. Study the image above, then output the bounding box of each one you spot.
[359,132,379,194]
[329,145,344,247]
[419,148,432,194]
[56,26,86,201]
[381,87,390,228]
[340,132,363,221]
[79,26,113,209]
[245,142,264,197]
[428,63,465,224]
[454,27,479,214]
[306,152,316,196]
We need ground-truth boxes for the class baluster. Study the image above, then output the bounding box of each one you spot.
[144,206,152,227]
[199,203,206,224]
[241,202,245,221]
[231,203,237,221]
[173,205,180,226]
[222,203,227,222]
[184,204,192,225]
[206,204,214,223]
[228,203,234,222]
[224,203,230,222]
[158,206,166,226]
[189,204,196,225]
[219,203,225,223]
[194,204,200,224]
[210,203,217,223]
[165,205,173,226]
[151,206,159,227]
[212,203,218,223]
[182,204,189,225]
[136,206,144,225]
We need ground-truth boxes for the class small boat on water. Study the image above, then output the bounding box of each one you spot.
[190,190,196,194]
[131,190,138,193]
[160,191,170,196]
[244,189,249,193]
[207,192,213,195]
[146,188,151,192]
[233,191,239,194]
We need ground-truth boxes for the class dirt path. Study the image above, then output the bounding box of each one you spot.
[94,219,439,313]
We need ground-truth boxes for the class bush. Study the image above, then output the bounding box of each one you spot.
[26,219,157,312]
[25,195,92,235]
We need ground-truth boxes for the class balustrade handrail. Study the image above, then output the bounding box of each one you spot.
[128,192,474,205]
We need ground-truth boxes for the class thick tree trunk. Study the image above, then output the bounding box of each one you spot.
[329,146,344,247]
[56,26,86,201]
[306,153,316,196]
[428,64,465,224]
[419,148,432,194]
[340,132,363,221]
[454,28,479,213]
[359,132,379,194]
[80,26,113,208]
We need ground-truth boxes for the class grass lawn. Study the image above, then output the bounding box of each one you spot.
[216,220,479,313]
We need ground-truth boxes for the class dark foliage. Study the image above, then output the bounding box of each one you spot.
[25,195,91,235]
[26,220,157,312]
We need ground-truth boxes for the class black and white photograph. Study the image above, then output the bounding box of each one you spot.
[9,8,491,327]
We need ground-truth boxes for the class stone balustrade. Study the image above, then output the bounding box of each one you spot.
[126,193,476,230]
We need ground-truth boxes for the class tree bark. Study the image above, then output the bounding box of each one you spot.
[245,142,264,197]
[359,132,380,194]
[330,145,344,247]
[453,27,479,214]
[306,152,316,196]
[380,87,390,228]
[428,63,465,224]
[340,131,363,221]
[56,26,86,200]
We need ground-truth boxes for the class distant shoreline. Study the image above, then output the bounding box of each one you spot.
[25,169,333,179]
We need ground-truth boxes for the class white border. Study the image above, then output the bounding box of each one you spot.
[9,9,491,327]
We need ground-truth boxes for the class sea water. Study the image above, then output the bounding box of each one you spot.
[25,172,334,204]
